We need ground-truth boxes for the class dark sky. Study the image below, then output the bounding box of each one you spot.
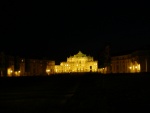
[1,1,150,64]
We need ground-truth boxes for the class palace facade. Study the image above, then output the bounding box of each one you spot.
[54,51,98,73]
[1,49,150,77]
[103,50,150,73]
[0,51,98,77]
[0,52,55,77]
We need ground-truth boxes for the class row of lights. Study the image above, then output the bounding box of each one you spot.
[129,66,138,69]
[8,69,21,77]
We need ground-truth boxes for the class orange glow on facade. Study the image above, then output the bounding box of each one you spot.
[54,51,98,73]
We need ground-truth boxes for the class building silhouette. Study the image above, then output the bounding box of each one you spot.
[102,50,150,73]
[0,52,55,77]
[0,48,150,77]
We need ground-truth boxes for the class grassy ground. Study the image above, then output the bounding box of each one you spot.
[0,73,150,113]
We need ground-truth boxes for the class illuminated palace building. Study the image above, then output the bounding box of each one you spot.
[0,49,150,77]
[109,50,150,73]
[54,51,98,73]
[0,52,55,77]
[0,51,98,77]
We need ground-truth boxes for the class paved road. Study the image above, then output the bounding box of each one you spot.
[0,73,150,113]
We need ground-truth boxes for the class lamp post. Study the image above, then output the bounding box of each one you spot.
[145,58,147,72]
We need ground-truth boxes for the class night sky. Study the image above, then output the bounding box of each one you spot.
[1,1,150,64]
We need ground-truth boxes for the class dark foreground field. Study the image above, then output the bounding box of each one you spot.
[0,73,150,113]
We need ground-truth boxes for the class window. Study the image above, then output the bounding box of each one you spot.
[90,66,92,69]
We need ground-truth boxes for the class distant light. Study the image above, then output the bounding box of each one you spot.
[46,69,50,72]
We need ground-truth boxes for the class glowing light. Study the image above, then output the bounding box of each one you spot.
[7,68,13,77]
[54,51,98,73]
[46,69,50,72]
